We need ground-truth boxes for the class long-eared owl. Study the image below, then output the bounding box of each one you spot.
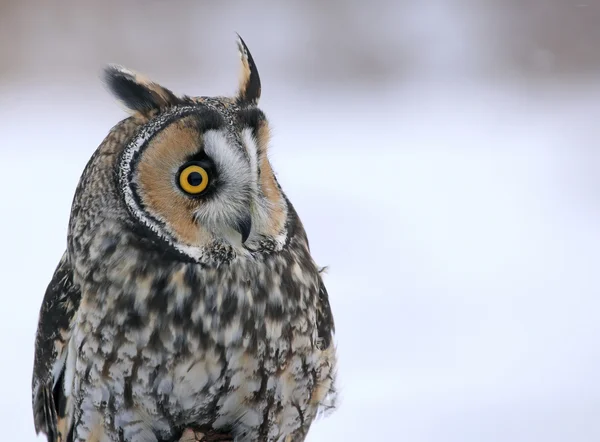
[31,36,337,442]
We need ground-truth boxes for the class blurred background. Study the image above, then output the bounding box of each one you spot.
[1,1,599,441]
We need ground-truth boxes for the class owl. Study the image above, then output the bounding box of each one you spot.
[31,36,337,442]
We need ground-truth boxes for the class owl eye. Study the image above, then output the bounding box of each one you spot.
[178,163,209,195]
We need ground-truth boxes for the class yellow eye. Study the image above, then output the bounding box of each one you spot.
[178,164,209,195]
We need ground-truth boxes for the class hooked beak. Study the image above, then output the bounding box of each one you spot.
[233,213,252,243]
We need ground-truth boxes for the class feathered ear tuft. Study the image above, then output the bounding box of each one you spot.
[103,65,181,116]
[235,34,261,106]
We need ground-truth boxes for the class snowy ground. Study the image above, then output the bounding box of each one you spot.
[1,81,600,441]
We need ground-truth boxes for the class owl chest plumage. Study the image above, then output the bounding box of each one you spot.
[67,229,332,441]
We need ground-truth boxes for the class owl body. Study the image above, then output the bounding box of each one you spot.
[32,38,336,442]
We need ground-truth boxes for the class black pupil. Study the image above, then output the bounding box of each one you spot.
[187,171,203,187]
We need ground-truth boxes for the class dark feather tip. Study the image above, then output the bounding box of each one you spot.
[104,65,155,114]
[103,65,179,115]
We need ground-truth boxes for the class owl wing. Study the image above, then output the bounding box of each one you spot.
[310,275,338,420]
[32,252,81,442]
[316,275,335,350]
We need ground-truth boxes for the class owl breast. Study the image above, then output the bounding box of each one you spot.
[68,225,335,442]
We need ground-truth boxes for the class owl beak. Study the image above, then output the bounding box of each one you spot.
[234,214,252,243]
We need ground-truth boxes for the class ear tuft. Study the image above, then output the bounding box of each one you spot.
[103,64,180,116]
[235,34,261,106]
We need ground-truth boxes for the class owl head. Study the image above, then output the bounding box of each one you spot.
[101,36,290,262]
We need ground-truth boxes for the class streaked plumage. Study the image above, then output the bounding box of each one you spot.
[32,36,337,442]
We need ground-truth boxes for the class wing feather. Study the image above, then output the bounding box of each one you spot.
[316,273,335,350]
[312,273,337,418]
[32,252,81,442]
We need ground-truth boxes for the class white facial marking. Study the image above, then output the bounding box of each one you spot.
[240,127,283,243]
[241,128,259,188]
[197,129,252,235]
